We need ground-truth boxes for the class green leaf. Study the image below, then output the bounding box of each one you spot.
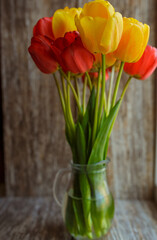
[103,136,109,160]
[88,100,121,164]
[65,123,73,147]
[87,123,92,160]
[76,123,86,164]
[77,88,96,162]
[79,174,92,233]
[65,195,79,235]
[81,87,96,132]
[65,123,78,163]
[99,110,106,132]
[72,199,86,235]
[88,166,115,237]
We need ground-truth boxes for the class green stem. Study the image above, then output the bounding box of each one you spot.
[60,70,82,113]
[107,65,115,115]
[60,72,67,102]
[74,77,81,106]
[83,76,87,114]
[53,73,75,139]
[107,75,132,151]
[121,76,132,100]
[98,54,106,124]
[111,61,124,108]
[53,73,66,119]
[66,72,75,130]
[92,68,101,145]
[86,72,92,91]
[103,92,107,112]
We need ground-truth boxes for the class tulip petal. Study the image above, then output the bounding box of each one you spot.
[61,43,94,74]
[72,44,94,73]
[124,45,157,80]
[50,44,62,62]
[61,46,80,73]
[75,1,123,54]
[136,46,157,79]
[134,24,150,62]
[64,31,80,45]
[106,53,116,67]
[28,36,57,74]
[54,37,69,50]
[82,0,114,18]
[53,7,81,38]
[76,15,107,53]
[113,17,150,63]
[100,12,123,54]
[33,17,54,40]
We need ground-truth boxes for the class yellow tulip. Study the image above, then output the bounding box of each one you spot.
[75,0,123,54]
[95,53,116,67]
[113,17,150,63]
[53,7,82,38]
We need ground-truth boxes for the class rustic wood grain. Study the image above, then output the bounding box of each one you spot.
[109,0,156,200]
[1,0,78,196]
[77,0,156,199]
[0,198,156,240]
[1,0,156,198]
[0,0,5,196]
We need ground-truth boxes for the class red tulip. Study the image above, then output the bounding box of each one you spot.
[124,45,157,80]
[28,35,58,74]
[33,17,54,40]
[28,16,57,74]
[51,31,95,74]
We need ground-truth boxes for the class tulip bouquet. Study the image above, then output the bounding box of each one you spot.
[28,0,157,239]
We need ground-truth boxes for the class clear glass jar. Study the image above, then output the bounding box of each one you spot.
[53,159,114,240]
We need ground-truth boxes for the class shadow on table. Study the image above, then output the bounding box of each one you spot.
[144,202,157,222]
[44,220,73,239]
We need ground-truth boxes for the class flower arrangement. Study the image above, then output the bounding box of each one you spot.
[28,0,157,239]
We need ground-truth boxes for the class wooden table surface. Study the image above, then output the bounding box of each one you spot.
[0,198,156,240]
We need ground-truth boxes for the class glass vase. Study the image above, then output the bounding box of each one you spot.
[53,159,114,240]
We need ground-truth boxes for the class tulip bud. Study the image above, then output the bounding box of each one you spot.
[51,31,95,74]
[53,7,82,39]
[124,45,157,80]
[75,0,123,54]
[113,17,150,63]
[28,35,58,74]
[33,17,54,40]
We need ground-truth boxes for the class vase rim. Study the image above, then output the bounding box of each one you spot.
[70,157,110,172]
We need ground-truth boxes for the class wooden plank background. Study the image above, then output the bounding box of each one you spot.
[0,0,156,199]
[0,0,5,195]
